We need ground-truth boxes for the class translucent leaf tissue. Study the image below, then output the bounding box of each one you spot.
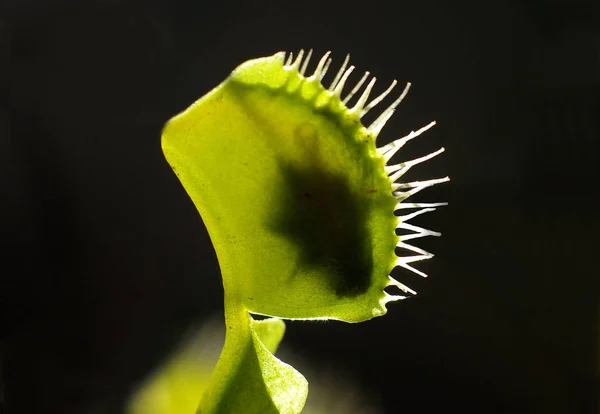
[161,50,448,414]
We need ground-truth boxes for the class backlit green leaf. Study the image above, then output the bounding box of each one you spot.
[162,50,447,413]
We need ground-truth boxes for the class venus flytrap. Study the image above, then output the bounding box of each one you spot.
[161,50,447,414]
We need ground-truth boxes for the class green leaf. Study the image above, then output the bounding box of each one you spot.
[197,313,307,414]
[126,318,296,414]
[162,52,401,322]
[162,50,447,413]
[251,317,286,354]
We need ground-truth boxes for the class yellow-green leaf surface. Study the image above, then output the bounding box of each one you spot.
[162,52,399,322]
[162,50,447,413]
[127,318,292,414]
[198,315,306,414]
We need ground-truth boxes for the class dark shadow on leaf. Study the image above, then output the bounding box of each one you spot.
[269,155,373,298]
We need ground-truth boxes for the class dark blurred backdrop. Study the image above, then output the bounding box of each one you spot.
[2,0,599,413]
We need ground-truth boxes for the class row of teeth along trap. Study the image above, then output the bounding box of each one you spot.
[284,49,449,299]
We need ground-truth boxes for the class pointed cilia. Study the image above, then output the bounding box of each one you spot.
[161,49,447,413]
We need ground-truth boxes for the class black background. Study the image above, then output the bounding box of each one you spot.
[2,0,599,413]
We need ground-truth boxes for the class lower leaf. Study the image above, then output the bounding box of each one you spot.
[197,315,308,414]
